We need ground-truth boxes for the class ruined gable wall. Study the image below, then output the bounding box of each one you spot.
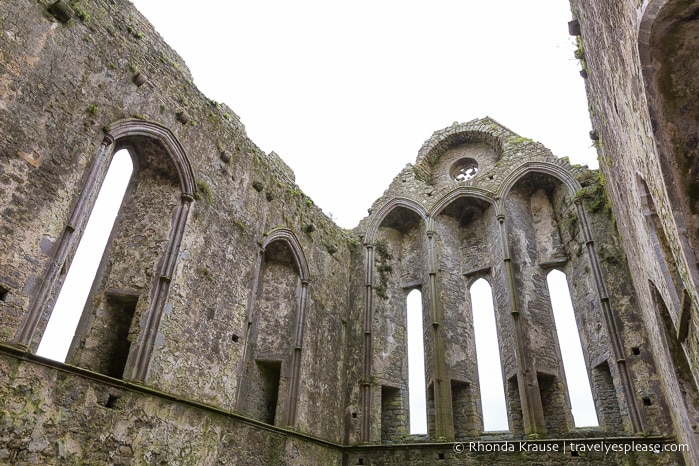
[347,118,673,450]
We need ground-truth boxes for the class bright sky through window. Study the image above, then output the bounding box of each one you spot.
[37,150,133,362]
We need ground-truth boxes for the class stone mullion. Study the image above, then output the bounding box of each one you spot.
[284,278,309,428]
[497,213,547,438]
[360,244,374,443]
[426,222,454,441]
[575,199,644,433]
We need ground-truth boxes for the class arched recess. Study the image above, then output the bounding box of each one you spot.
[237,229,309,428]
[497,161,581,201]
[501,168,636,435]
[432,192,504,438]
[365,197,428,245]
[361,202,427,443]
[14,119,195,383]
[638,0,699,361]
[503,171,578,436]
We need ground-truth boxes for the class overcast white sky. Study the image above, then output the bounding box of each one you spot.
[130,0,596,229]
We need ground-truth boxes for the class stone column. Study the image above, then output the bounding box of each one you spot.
[129,193,193,382]
[361,244,374,442]
[284,278,310,427]
[497,214,547,437]
[575,199,643,432]
[426,224,455,441]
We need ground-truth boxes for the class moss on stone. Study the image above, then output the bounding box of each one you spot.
[576,170,611,215]
[195,180,214,205]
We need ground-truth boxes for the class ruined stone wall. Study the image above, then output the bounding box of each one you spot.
[568,0,699,462]
[0,0,351,452]
[350,118,674,450]
[0,0,693,463]
[0,352,342,465]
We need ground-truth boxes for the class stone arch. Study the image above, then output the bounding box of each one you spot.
[262,228,310,281]
[15,119,195,383]
[107,119,196,197]
[429,187,498,219]
[238,228,310,428]
[413,119,508,182]
[637,175,683,314]
[431,190,505,437]
[361,198,429,442]
[464,273,492,290]
[497,161,581,201]
[501,166,642,434]
[365,198,428,244]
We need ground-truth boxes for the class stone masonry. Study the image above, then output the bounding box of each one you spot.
[0,0,697,464]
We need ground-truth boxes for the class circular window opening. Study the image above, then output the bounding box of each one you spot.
[450,158,479,181]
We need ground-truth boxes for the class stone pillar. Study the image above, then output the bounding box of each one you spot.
[426,225,454,441]
[361,244,374,442]
[497,214,547,438]
[284,278,310,427]
[129,192,193,382]
[575,199,643,433]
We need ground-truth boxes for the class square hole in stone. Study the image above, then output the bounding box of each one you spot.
[105,394,120,409]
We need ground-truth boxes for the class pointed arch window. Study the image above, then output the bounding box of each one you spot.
[406,288,427,434]
[546,270,599,427]
[37,149,133,363]
[470,278,508,431]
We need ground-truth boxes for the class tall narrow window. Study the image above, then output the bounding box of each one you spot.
[406,289,427,434]
[547,270,599,427]
[37,150,133,362]
[470,278,508,431]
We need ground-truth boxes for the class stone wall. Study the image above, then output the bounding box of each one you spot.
[0,0,350,449]
[0,0,694,464]
[0,351,342,465]
[350,118,673,447]
[568,0,699,463]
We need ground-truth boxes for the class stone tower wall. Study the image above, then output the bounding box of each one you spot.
[568,0,699,463]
